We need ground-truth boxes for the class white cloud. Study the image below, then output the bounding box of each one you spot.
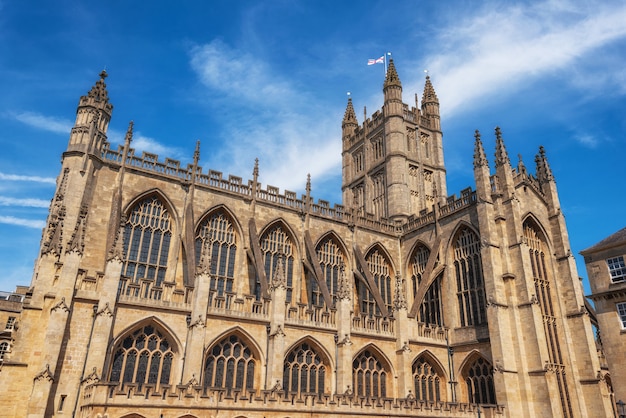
[189,40,342,192]
[0,216,45,229]
[106,129,184,161]
[574,134,598,148]
[0,172,56,184]
[0,196,49,208]
[11,111,73,134]
[405,0,626,117]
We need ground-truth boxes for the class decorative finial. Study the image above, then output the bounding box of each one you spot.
[124,121,134,145]
[253,158,259,179]
[99,69,108,80]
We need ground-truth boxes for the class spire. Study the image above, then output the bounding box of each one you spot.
[494,126,510,167]
[535,146,554,183]
[473,130,488,168]
[422,75,439,106]
[342,97,358,128]
[383,58,401,88]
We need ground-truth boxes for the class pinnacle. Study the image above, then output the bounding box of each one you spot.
[494,126,510,167]
[342,97,357,126]
[384,58,401,88]
[473,130,488,168]
[422,74,439,104]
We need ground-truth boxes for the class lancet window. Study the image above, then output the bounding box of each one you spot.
[410,244,443,326]
[283,342,326,395]
[465,357,495,404]
[412,355,442,402]
[204,335,256,391]
[312,237,345,307]
[195,210,237,297]
[372,172,386,219]
[524,220,572,417]
[353,350,387,398]
[109,324,174,388]
[453,228,486,327]
[121,196,172,298]
[258,224,295,302]
[358,248,392,317]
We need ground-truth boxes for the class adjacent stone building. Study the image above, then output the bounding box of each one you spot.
[582,226,626,412]
[0,60,614,417]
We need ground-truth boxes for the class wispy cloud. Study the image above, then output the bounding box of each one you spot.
[574,134,599,148]
[189,40,342,192]
[406,0,626,117]
[0,172,56,184]
[0,216,45,229]
[0,196,50,208]
[106,129,185,161]
[10,111,73,134]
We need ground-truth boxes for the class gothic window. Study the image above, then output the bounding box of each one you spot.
[353,349,387,398]
[257,224,295,302]
[5,316,16,330]
[524,220,572,417]
[358,248,392,317]
[312,237,345,308]
[283,342,327,395]
[465,357,495,404]
[372,137,384,160]
[372,171,386,219]
[204,335,256,391]
[352,184,365,216]
[453,228,486,327]
[412,355,442,402]
[618,302,626,328]
[353,148,364,174]
[109,324,174,387]
[607,256,626,283]
[195,210,237,296]
[121,196,172,298]
[410,245,443,326]
[0,341,8,361]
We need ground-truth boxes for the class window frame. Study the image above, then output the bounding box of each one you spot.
[607,256,626,283]
[617,302,626,329]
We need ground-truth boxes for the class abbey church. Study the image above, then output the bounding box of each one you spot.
[0,60,614,417]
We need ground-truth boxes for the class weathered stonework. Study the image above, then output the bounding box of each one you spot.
[0,62,613,418]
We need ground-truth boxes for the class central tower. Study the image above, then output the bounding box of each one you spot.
[341,59,446,221]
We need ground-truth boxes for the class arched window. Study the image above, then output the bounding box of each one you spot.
[413,355,442,402]
[524,220,572,417]
[410,244,443,326]
[312,237,345,308]
[353,349,387,398]
[258,224,295,302]
[358,248,392,317]
[121,195,172,299]
[0,341,8,361]
[283,342,326,395]
[109,324,174,388]
[465,357,495,404]
[195,210,237,296]
[453,228,486,326]
[204,335,256,391]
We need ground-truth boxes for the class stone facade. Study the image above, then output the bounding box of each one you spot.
[0,61,613,418]
[582,226,626,414]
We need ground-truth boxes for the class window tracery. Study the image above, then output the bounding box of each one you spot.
[283,342,326,395]
[453,228,486,326]
[258,224,295,302]
[204,335,256,391]
[353,350,387,398]
[410,244,443,326]
[358,248,392,317]
[312,237,345,307]
[109,324,174,388]
[121,196,172,299]
[195,210,237,297]
[465,357,495,404]
[412,355,442,402]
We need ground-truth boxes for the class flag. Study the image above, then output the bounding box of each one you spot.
[367,56,385,65]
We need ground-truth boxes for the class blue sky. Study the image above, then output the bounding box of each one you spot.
[0,0,625,294]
